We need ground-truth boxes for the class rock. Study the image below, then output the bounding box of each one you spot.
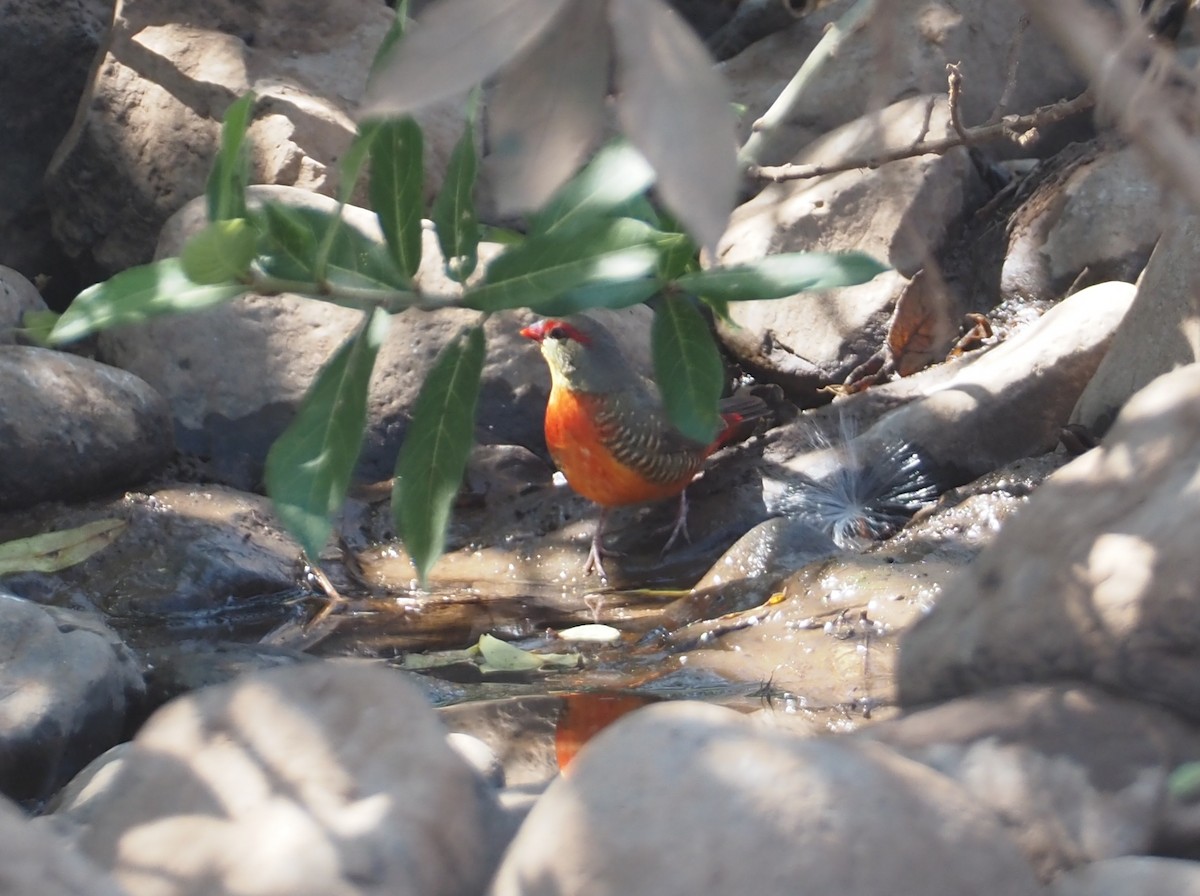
[1001,140,1167,301]
[725,94,988,277]
[0,266,50,343]
[0,792,125,896]
[728,0,1090,167]
[865,684,1200,880]
[0,485,301,623]
[351,416,772,590]
[717,94,990,400]
[44,0,464,276]
[39,743,132,835]
[489,700,1043,896]
[1072,211,1200,437]
[719,270,909,401]
[98,185,654,488]
[707,0,836,61]
[0,0,112,298]
[461,444,556,514]
[356,278,1123,596]
[763,280,1134,505]
[897,363,1200,721]
[140,640,312,712]
[62,661,504,896]
[657,455,1064,715]
[686,515,837,597]
[1051,856,1200,895]
[438,694,590,791]
[0,591,144,807]
[446,732,506,789]
[0,346,173,510]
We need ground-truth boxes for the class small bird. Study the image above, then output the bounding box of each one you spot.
[521,315,767,578]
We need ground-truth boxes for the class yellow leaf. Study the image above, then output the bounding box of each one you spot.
[0,519,127,575]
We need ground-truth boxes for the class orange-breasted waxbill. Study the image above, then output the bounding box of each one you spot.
[521,316,767,578]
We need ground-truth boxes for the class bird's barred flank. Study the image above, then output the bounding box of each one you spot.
[592,403,704,487]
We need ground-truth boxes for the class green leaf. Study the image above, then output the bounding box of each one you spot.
[477,633,579,673]
[652,295,722,443]
[532,140,656,235]
[338,123,381,204]
[393,324,486,583]
[397,646,479,670]
[0,519,126,575]
[49,259,248,344]
[486,0,609,215]
[479,224,527,246]
[431,103,480,283]
[533,278,659,317]
[251,202,319,283]
[1170,762,1200,799]
[656,228,700,282]
[477,633,543,671]
[465,217,660,311]
[360,0,570,118]
[702,295,733,325]
[370,1,409,80]
[16,309,61,346]
[675,252,888,302]
[206,92,255,222]
[181,218,257,284]
[610,0,737,253]
[265,308,391,559]
[252,203,410,292]
[370,118,424,278]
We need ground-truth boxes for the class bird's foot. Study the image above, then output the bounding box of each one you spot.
[584,537,624,579]
[583,540,607,579]
[584,510,622,578]
[659,491,691,556]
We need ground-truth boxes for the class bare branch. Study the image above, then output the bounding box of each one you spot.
[749,91,1094,184]
[945,62,970,141]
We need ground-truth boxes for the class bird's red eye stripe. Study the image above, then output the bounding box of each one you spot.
[546,320,591,345]
[522,319,591,345]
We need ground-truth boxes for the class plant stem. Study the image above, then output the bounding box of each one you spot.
[247,268,464,313]
[737,0,877,173]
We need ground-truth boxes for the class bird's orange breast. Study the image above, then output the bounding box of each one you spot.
[544,386,698,507]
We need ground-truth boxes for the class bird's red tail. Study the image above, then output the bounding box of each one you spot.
[713,392,771,449]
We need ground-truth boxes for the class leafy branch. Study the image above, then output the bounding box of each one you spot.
[43,4,888,583]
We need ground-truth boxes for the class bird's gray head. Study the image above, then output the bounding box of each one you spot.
[520,316,641,394]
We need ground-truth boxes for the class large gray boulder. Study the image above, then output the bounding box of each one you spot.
[61,662,505,896]
[0,592,144,807]
[0,346,172,509]
[489,700,1043,896]
[899,362,1200,721]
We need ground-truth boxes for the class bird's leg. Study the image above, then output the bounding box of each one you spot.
[584,508,612,578]
[660,489,691,555]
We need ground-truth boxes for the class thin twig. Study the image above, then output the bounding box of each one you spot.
[946,62,970,141]
[750,91,1094,183]
[302,554,348,629]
